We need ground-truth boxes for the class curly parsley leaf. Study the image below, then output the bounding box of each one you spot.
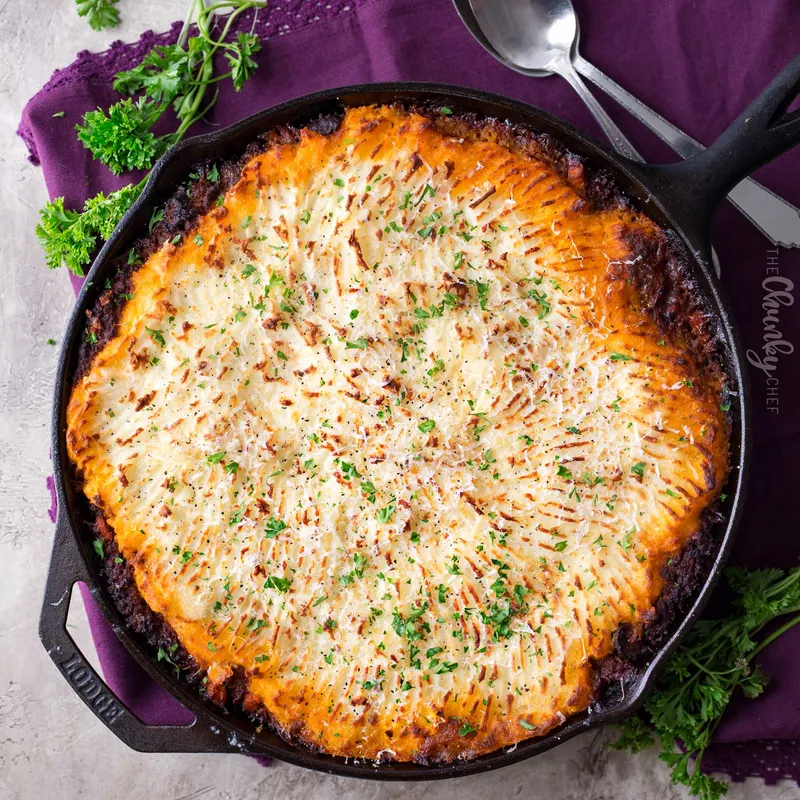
[36,182,146,275]
[75,0,119,31]
[225,32,261,91]
[76,97,170,175]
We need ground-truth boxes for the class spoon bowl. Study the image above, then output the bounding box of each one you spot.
[467,0,576,74]
[466,0,642,160]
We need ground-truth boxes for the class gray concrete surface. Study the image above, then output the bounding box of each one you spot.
[0,2,797,798]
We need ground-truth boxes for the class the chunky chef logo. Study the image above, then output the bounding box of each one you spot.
[746,248,794,414]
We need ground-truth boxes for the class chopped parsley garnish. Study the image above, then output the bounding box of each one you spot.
[557,464,573,480]
[621,529,635,551]
[264,575,292,593]
[264,518,287,538]
[145,327,166,348]
[631,462,645,479]
[345,338,368,350]
[479,603,513,640]
[442,292,459,308]
[392,602,430,641]
[610,352,633,362]
[418,419,436,433]
[339,552,369,586]
[339,461,361,480]
[223,461,239,475]
[148,207,164,233]
[416,183,435,206]
[527,288,551,318]
[459,721,477,737]
[360,480,377,504]
[470,280,490,310]
[376,504,396,524]
[156,644,180,676]
[206,452,226,464]
[446,554,461,575]
[417,210,442,238]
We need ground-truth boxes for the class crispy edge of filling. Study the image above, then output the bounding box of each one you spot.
[66,105,731,764]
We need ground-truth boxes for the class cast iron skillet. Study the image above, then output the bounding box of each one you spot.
[41,55,800,779]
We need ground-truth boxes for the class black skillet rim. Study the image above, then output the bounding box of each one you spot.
[47,81,750,780]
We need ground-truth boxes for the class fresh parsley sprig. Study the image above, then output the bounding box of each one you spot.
[76,0,120,31]
[611,566,800,800]
[36,183,147,273]
[77,97,170,175]
[38,0,265,275]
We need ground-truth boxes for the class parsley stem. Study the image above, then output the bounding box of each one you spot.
[683,651,741,678]
[749,609,800,659]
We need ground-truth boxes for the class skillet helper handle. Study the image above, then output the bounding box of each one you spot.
[644,52,800,233]
[39,512,241,754]
[703,52,800,198]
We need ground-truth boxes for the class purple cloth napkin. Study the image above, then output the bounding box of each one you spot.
[25,0,800,782]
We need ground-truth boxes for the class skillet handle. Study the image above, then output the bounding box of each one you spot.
[39,511,242,754]
[640,52,800,238]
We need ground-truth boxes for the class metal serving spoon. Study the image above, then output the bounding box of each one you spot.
[458,0,800,248]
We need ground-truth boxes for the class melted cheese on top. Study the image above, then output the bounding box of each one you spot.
[67,106,728,763]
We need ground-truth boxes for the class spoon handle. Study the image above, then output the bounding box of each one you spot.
[573,54,800,248]
[553,58,644,162]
